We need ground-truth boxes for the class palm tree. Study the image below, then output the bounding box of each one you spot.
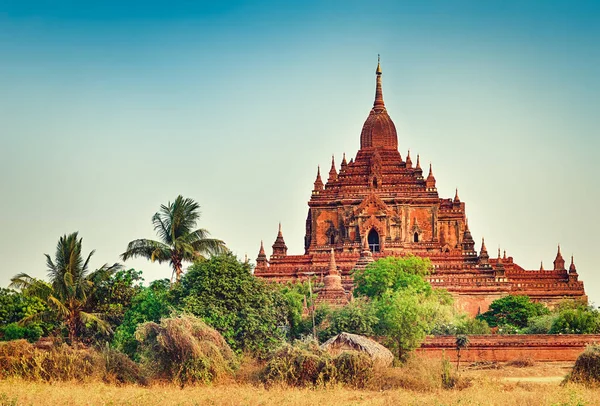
[121,195,226,283]
[455,334,470,372]
[10,232,121,344]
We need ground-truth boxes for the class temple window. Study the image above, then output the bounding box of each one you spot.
[368,229,380,253]
[330,234,335,245]
[413,232,419,243]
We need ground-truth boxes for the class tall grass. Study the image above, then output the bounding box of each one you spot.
[0,340,145,385]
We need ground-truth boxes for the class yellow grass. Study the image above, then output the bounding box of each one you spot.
[0,376,597,406]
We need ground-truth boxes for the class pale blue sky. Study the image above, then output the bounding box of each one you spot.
[1,1,599,304]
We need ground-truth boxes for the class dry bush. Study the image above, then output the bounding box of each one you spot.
[0,340,146,385]
[135,315,238,387]
[506,357,535,368]
[368,356,471,392]
[260,341,374,388]
[333,351,373,388]
[566,344,600,386]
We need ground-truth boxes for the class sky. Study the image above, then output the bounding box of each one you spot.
[1,1,599,305]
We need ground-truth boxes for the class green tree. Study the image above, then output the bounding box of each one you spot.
[353,255,432,299]
[320,298,378,341]
[550,305,600,334]
[352,256,453,360]
[121,195,226,283]
[477,295,549,329]
[170,253,292,355]
[0,288,48,342]
[112,279,172,358]
[374,288,452,360]
[10,232,121,343]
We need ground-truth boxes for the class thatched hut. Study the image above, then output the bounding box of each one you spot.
[321,332,394,367]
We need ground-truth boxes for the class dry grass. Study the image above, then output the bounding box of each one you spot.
[0,377,597,406]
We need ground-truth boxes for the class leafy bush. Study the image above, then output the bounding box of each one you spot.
[431,316,491,336]
[135,315,237,386]
[550,307,600,334]
[523,314,558,334]
[0,322,43,342]
[112,279,172,358]
[353,256,432,299]
[319,298,378,342]
[566,345,600,386]
[477,295,549,328]
[171,254,293,355]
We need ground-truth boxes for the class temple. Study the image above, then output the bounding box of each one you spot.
[255,58,587,315]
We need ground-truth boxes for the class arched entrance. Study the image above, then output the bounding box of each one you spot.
[368,229,380,253]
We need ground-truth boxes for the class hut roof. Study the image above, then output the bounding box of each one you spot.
[321,332,394,366]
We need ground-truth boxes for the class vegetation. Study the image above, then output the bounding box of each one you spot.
[0,339,145,385]
[170,253,294,355]
[9,232,121,343]
[260,340,373,388]
[567,344,600,386]
[112,279,172,358]
[477,295,549,330]
[135,315,237,387]
[121,195,226,283]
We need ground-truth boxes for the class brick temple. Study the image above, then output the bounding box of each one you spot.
[254,59,587,315]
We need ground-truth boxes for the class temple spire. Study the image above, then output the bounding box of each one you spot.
[540,261,544,271]
[426,163,436,189]
[313,165,324,191]
[416,154,421,169]
[406,150,412,168]
[569,255,577,273]
[374,55,385,109]
[255,240,268,272]
[328,248,338,276]
[327,155,337,183]
[341,153,347,170]
[553,244,565,271]
[272,223,288,256]
[454,188,460,203]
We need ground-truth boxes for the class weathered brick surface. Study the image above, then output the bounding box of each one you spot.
[254,61,588,315]
[417,335,600,362]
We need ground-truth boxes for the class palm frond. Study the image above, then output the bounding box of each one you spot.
[47,295,70,317]
[121,239,171,263]
[152,212,172,244]
[79,311,112,335]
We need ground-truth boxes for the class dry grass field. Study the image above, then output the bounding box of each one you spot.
[0,362,597,406]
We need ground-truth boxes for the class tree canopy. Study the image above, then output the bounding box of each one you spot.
[477,295,549,329]
[10,232,121,343]
[121,195,227,283]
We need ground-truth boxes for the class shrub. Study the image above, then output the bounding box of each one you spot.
[171,254,292,355]
[0,339,146,385]
[333,351,373,388]
[135,315,237,386]
[567,345,600,386]
[477,295,549,328]
[0,323,43,342]
[550,307,600,334]
[523,314,558,334]
[260,341,335,387]
[260,340,374,388]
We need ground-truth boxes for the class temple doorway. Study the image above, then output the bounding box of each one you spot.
[368,229,380,253]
